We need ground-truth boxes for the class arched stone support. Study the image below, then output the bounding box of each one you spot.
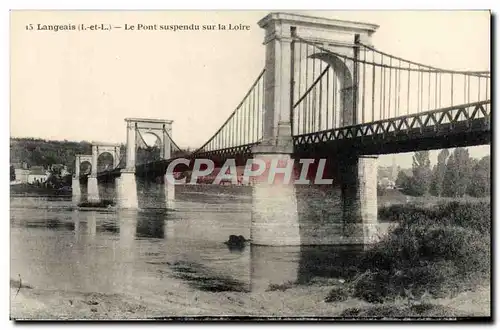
[74,154,93,204]
[251,12,379,246]
[117,118,174,210]
[124,118,174,169]
[91,143,121,170]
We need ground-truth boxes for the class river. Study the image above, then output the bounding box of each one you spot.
[10,185,372,318]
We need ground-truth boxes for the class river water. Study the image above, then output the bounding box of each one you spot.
[10,185,366,309]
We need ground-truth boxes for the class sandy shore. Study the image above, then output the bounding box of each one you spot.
[10,278,490,320]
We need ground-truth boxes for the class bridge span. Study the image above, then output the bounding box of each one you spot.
[72,12,490,247]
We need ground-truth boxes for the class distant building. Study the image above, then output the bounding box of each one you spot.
[12,162,29,183]
[53,164,71,177]
[378,177,396,189]
[27,166,50,184]
[60,165,70,177]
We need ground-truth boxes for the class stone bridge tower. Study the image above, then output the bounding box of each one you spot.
[251,12,379,246]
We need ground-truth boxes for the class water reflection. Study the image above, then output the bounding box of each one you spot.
[226,244,247,253]
[86,212,96,237]
[249,245,365,292]
[11,190,367,304]
[118,210,137,249]
[168,259,250,292]
[73,210,80,243]
[297,245,364,283]
[117,210,138,293]
[136,210,166,239]
[250,246,300,292]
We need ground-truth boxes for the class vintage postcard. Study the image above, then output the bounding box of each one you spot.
[9,10,491,321]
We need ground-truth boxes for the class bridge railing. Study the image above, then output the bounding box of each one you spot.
[191,69,265,156]
[293,100,490,148]
[291,36,490,136]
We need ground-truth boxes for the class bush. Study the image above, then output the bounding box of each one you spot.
[389,260,461,298]
[378,203,438,223]
[266,281,295,292]
[378,200,491,234]
[417,226,490,274]
[351,201,491,302]
[355,226,489,301]
[352,270,390,303]
[325,286,351,302]
[436,201,490,234]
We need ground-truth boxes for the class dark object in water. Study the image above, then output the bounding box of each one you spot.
[224,235,249,248]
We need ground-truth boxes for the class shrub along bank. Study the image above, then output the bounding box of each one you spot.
[327,200,490,304]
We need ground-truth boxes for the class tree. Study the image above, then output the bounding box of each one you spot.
[467,155,491,197]
[442,154,456,197]
[395,170,410,189]
[10,165,15,181]
[46,173,61,188]
[442,148,472,197]
[453,148,472,197]
[408,151,432,196]
[429,149,450,196]
[377,183,387,196]
[10,137,92,169]
[136,146,161,165]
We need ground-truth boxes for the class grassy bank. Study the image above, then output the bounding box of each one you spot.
[321,199,490,315]
[10,183,71,197]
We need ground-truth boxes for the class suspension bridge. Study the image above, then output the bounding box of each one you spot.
[72,12,490,246]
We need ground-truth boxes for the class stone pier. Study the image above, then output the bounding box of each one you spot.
[71,177,81,205]
[87,176,100,203]
[251,152,301,246]
[339,154,379,244]
[116,170,138,209]
[87,145,100,203]
[164,174,175,209]
[115,119,139,209]
[249,12,300,246]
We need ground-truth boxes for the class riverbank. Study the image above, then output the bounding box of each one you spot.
[10,277,490,320]
[10,183,71,197]
[10,193,490,320]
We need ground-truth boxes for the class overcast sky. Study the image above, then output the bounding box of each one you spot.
[10,10,490,168]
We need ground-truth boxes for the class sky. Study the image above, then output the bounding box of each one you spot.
[10,10,491,168]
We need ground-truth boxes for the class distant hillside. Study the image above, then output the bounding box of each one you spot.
[10,137,167,172]
[10,137,92,172]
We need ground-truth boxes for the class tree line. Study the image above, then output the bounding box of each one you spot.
[395,148,490,198]
[10,137,194,172]
[10,138,93,172]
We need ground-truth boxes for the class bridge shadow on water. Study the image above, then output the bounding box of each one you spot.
[155,244,364,293]
[167,259,251,293]
[249,244,364,292]
[71,182,367,294]
[75,214,364,294]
